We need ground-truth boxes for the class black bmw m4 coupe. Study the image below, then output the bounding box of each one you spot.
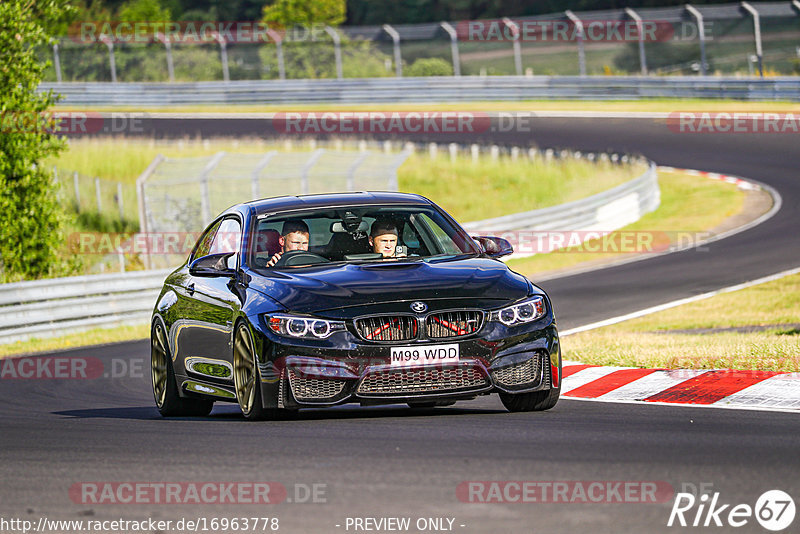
[150,192,561,420]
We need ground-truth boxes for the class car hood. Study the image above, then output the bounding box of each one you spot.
[247,257,532,314]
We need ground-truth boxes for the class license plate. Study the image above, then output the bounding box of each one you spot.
[390,343,460,367]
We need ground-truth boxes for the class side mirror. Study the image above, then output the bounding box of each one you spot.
[189,252,236,277]
[473,236,514,258]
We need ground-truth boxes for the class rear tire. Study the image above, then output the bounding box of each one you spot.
[151,322,213,417]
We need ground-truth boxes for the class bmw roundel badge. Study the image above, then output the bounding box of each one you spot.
[410,301,428,313]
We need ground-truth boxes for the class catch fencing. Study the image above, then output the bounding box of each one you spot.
[44,1,800,83]
[54,167,139,227]
[462,163,660,257]
[137,147,411,235]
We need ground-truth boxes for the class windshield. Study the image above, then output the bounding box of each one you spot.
[247,204,479,270]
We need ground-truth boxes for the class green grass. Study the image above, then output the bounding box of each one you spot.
[0,324,149,359]
[49,138,278,184]
[508,170,745,276]
[564,273,800,372]
[399,153,642,222]
[49,138,643,223]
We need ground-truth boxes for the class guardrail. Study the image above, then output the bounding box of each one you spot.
[0,270,170,344]
[41,76,800,106]
[462,162,660,257]
[0,158,657,345]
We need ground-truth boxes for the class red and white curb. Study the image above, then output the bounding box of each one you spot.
[560,361,800,412]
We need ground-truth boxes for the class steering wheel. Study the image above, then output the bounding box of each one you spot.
[273,250,330,267]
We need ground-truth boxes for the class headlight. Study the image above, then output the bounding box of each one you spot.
[489,296,546,326]
[266,314,346,339]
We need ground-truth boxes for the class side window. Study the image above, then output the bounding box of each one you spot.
[417,213,462,255]
[402,221,421,249]
[192,220,222,261]
[210,218,242,268]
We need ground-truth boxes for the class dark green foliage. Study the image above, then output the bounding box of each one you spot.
[0,0,79,281]
[346,0,743,25]
[406,57,453,77]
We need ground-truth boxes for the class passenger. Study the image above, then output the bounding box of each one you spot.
[369,219,406,258]
[267,220,310,267]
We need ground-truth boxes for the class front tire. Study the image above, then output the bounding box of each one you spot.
[233,323,297,421]
[499,353,561,412]
[151,322,213,417]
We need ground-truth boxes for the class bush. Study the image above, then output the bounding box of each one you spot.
[259,38,390,79]
[406,57,453,77]
[0,0,79,281]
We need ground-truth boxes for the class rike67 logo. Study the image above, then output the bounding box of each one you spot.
[668,489,795,531]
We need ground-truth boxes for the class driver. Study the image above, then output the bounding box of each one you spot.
[369,219,406,258]
[266,220,310,267]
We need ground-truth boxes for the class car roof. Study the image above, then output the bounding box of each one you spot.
[240,191,433,216]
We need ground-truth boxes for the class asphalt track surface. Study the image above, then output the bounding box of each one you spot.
[1,116,799,533]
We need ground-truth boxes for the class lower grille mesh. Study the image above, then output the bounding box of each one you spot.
[492,356,542,387]
[288,370,346,401]
[357,366,488,395]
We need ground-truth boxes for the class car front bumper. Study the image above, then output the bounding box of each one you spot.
[251,317,560,409]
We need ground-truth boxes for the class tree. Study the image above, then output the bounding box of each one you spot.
[0,0,74,281]
[118,0,172,21]
[260,0,391,80]
[262,0,346,28]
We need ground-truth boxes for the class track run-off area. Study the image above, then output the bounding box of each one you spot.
[1,114,798,533]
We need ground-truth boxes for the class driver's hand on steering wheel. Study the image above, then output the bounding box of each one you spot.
[266,251,282,267]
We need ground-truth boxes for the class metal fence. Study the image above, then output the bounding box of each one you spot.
[462,162,660,258]
[54,167,139,226]
[42,75,800,106]
[0,269,169,344]
[136,147,410,268]
[43,2,800,83]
